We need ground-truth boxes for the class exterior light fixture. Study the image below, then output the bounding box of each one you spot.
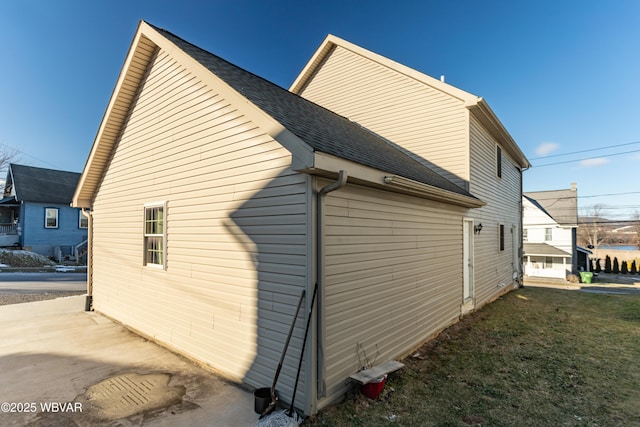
[474,223,483,234]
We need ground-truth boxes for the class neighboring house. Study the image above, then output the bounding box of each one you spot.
[0,164,87,260]
[72,22,528,415]
[290,35,531,311]
[522,184,589,278]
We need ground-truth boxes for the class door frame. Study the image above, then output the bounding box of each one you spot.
[462,218,475,309]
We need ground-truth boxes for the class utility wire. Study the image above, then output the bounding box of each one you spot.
[533,149,640,167]
[530,140,640,160]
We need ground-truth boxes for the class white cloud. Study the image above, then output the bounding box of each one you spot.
[580,157,610,167]
[535,142,559,156]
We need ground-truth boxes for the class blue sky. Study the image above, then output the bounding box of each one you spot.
[1,1,638,219]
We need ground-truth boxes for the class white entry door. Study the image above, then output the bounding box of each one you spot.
[463,219,474,301]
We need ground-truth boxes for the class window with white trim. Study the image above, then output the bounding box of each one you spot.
[545,228,552,241]
[79,210,88,229]
[45,208,59,228]
[499,223,505,251]
[144,203,166,268]
[496,146,502,178]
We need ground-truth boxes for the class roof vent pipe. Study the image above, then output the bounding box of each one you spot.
[440,75,445,83]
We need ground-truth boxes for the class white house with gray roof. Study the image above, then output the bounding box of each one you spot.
[523,184,590,279]
[73,21,528,415]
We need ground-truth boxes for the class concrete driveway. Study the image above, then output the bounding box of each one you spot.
[0,296,258,426]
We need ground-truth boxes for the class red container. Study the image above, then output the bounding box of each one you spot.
[361,375,387,400]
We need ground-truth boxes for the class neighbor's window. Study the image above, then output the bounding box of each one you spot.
[144,203,166,268]
[544,257,554,268]
[45,208,59,228]
[545,228,552,241]
[499,224,505,251]
[523,228,528,242]
[79,210,88,229]
[496,146,502,178]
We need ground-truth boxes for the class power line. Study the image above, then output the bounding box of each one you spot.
[530,140,640,160]
[533,149,640,168]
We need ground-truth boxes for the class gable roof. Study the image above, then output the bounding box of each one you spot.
[524,188,578,227]
[290,34,531,170]
[73,21,483,208]
[6,163,80,204]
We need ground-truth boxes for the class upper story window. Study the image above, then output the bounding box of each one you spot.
[523,228,528,242]
[496,146,502,178]
[144,202,166,269]
[45,208,59,229]
[545,228,552,241]
[499,223,505,251]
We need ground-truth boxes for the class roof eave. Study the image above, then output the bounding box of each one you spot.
[290,34,477,104]
[299,151,485,209]
[467,99,531,169]
[73,21,316,208]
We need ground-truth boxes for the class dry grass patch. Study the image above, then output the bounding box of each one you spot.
[306,288,640,426]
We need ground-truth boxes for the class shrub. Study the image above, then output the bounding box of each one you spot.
[612,257,620,274]
[632,260,639,275]
[593,258,602,273]
[621,260,629,274]
[604,255,612,273]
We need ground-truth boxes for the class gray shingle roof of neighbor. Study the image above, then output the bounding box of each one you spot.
[151,25,479,201]
[8,163,81,204]
[524,189,578,227]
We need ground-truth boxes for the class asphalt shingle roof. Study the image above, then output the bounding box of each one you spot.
[9,164,80,204]
[152,25,478,201]
[524,189,578,227]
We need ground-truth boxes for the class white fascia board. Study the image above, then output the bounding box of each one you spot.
[299,151,484,208]
[290,34,478,104]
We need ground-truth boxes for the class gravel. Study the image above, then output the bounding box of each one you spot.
[0,291,86,306]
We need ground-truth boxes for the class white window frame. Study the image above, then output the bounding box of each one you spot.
[45,208,59,229]
[523,228,528,242]
[498,223,505,252]
[143,202,167,269]
[545,228,552,241]
[79,210,88,229]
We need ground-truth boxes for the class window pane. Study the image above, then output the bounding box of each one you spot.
[45,208,58,228]
[144,205,165,267]
[145,207,164,235]
[146,236,163,265]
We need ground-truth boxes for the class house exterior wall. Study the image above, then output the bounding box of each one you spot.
[320,181,467,408]
[468,115,522,306]
[89,49,311,407]
[296,45,469,188]
[21,202,87,256]
[522,197,575,275]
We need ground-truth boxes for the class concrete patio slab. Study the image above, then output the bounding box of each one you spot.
[0,296,258,426]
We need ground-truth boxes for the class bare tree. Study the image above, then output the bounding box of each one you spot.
[578,204,608,261]
[633,211,640,250]
[0,145,19,171]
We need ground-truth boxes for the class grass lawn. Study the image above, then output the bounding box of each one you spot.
[305,288,640,426]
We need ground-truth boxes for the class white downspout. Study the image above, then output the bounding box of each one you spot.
[315,170,347,401]
[81,208,93,311]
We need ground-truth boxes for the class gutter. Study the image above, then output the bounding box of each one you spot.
[315,170,347,403]
[81,208,93,311]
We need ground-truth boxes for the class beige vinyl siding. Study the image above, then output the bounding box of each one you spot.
[320,182,466,408]
[298,46,469,187]
[468,113,522,306]
[91,48,309,406]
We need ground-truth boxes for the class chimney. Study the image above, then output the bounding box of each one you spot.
[571,182,577,191]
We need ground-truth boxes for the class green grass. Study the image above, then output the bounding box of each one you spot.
[306,288,640,426]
